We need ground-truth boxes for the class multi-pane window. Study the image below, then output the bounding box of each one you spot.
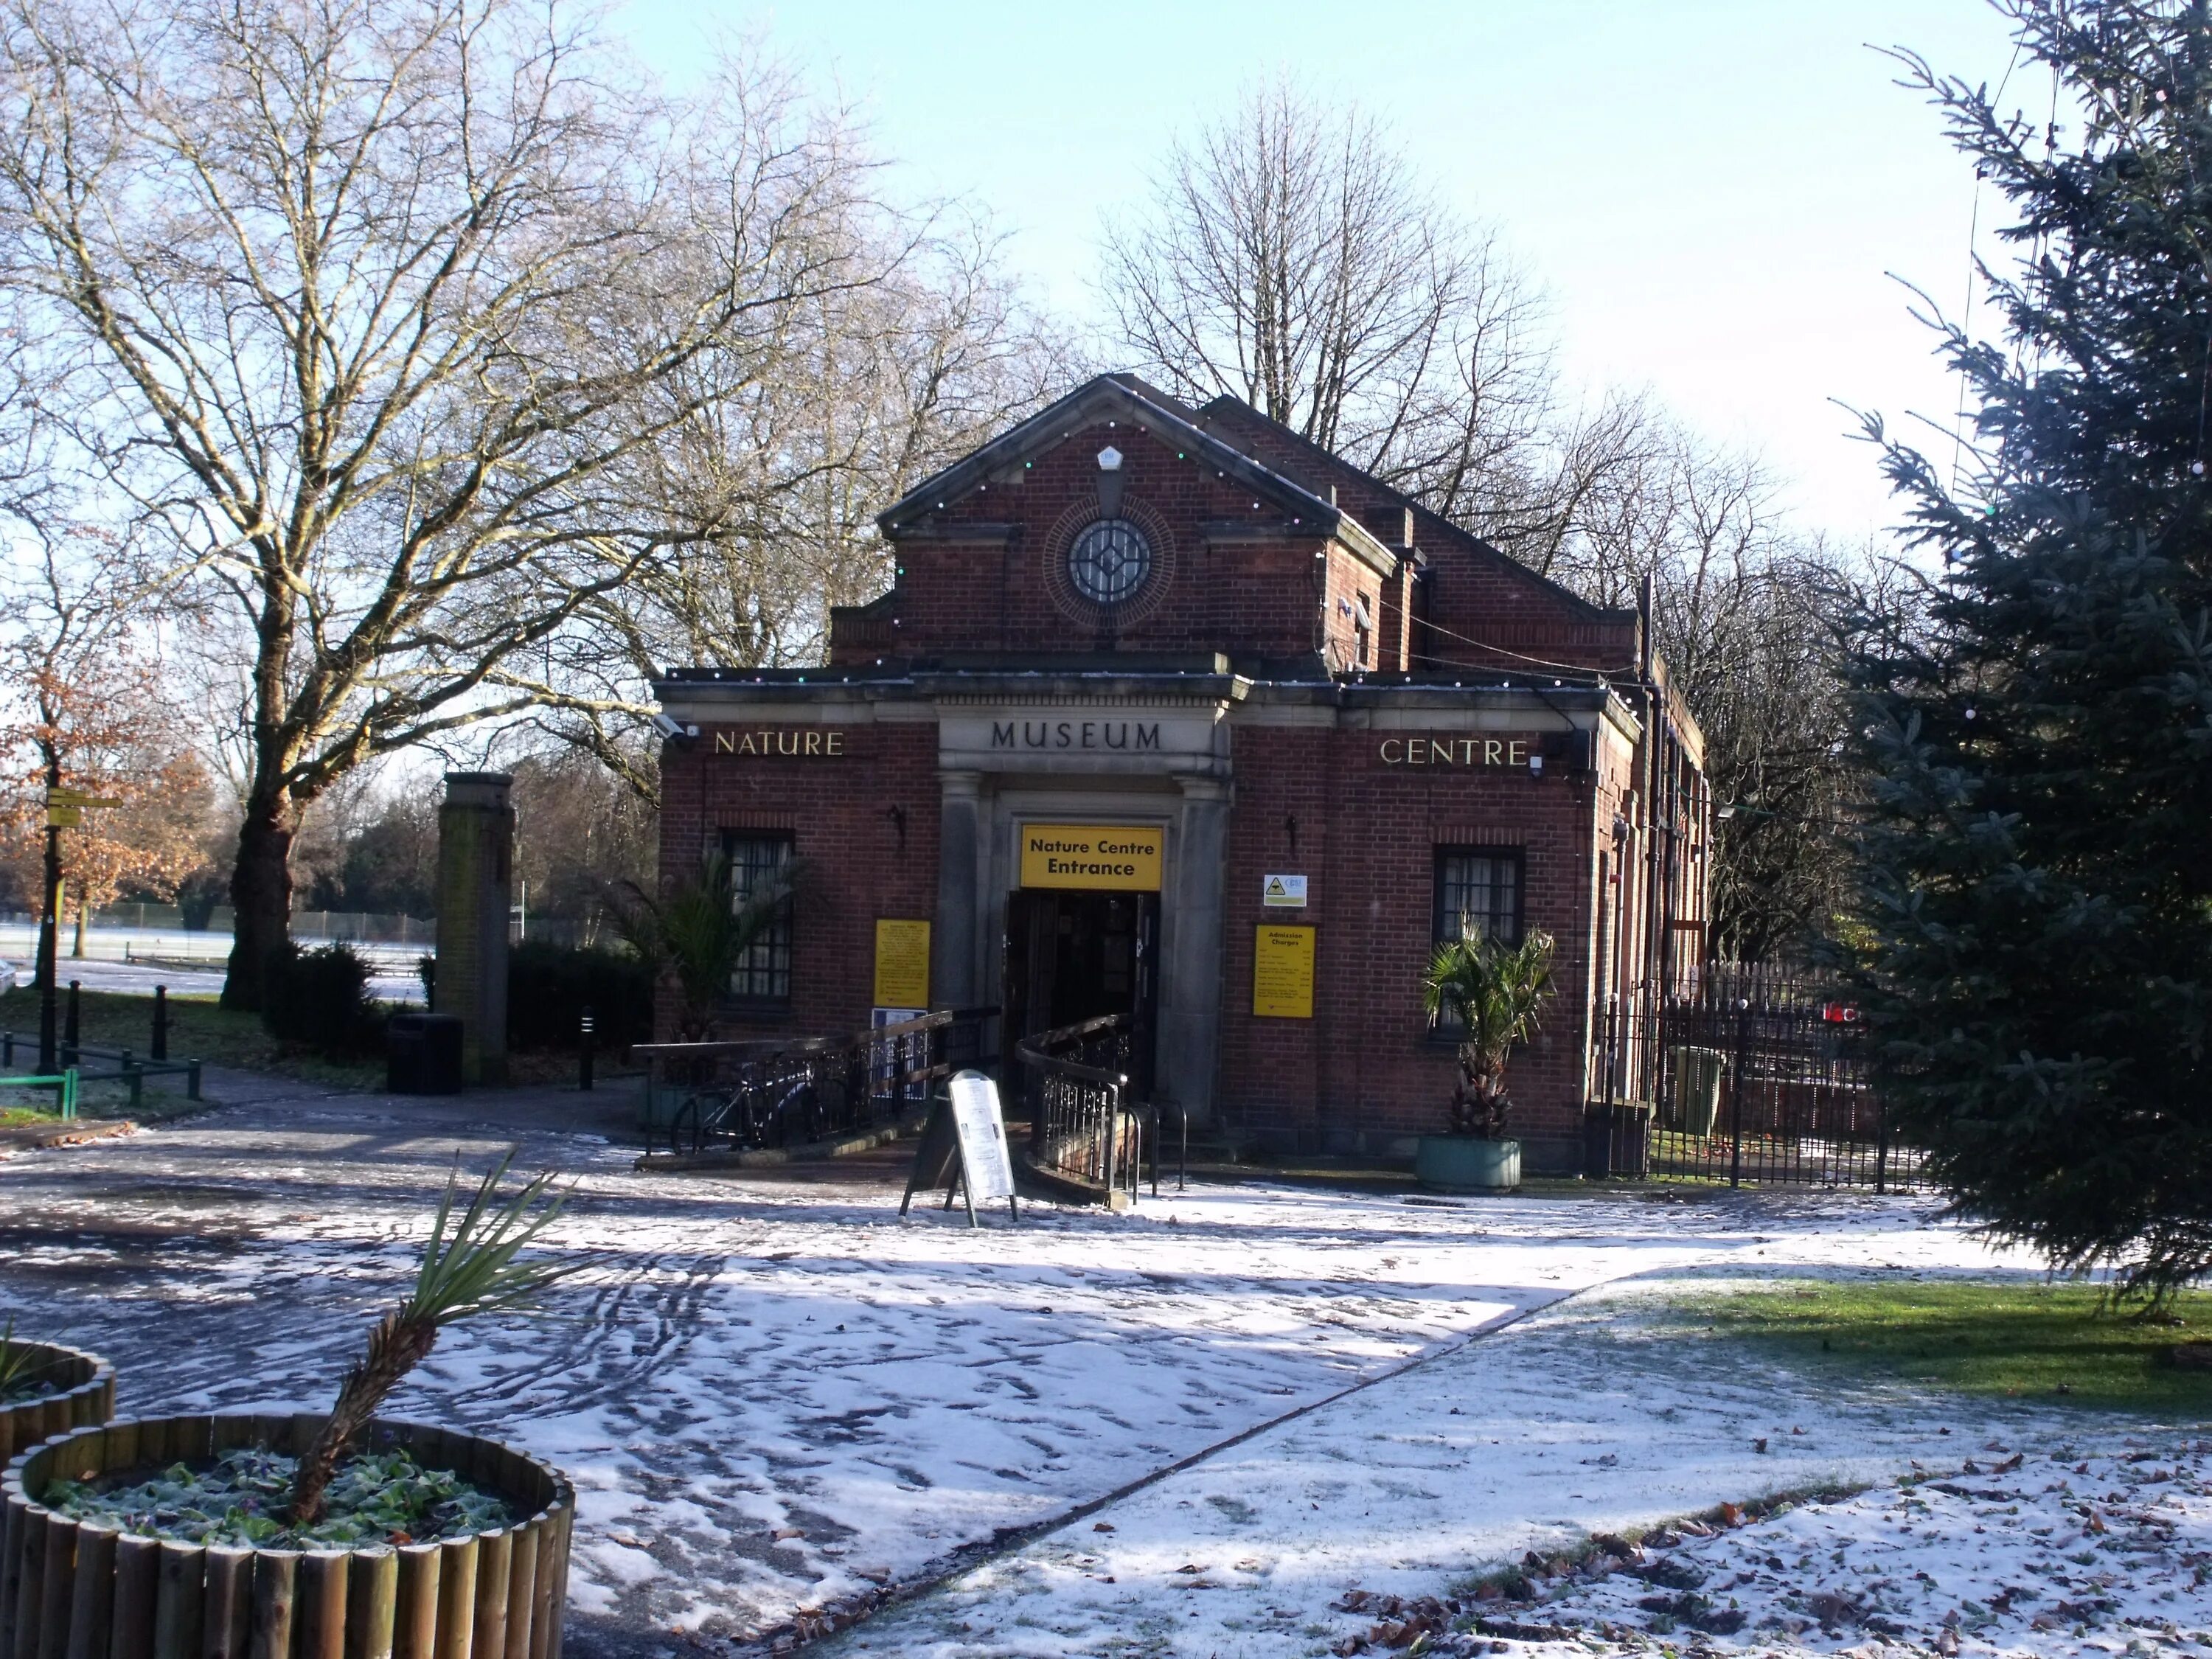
[1430,847,1524,1031]
[723,831,795,1002]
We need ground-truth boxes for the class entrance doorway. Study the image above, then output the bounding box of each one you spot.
[1003,889,1158,1094]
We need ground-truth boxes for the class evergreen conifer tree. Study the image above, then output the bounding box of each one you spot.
[1852,1,2212,1302]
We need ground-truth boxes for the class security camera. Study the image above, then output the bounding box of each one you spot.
[650,711,698,740]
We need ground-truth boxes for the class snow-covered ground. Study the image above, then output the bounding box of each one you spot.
[0,931,425,1000]
[4,1081,2158,1658]
[1463,1432,2212,1658]
[827,1275,2208,1659]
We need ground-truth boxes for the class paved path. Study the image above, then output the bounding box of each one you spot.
[0,1077,2028,1657]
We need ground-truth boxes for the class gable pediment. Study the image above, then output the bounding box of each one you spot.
[879,375,1343,540]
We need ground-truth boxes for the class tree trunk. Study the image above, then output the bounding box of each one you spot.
[71,902,85,959]
[223,805,295,1011]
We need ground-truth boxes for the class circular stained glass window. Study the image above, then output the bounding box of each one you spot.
[1068,518,1153,605]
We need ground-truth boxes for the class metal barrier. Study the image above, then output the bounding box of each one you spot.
[0,1033,201,1107]
[636,1006,998,1158]
[0,1068,78,1120]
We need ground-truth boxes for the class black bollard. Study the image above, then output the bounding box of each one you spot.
[152,984,168,1061]
[578,1005,596,1093]
[63,978,80,1065]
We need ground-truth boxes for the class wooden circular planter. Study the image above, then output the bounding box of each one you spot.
[0,1414,574,1659]
[0,1342,115,1466]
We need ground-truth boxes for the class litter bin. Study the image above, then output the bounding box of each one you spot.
[1671,1046,1728,1136]
[389,1012,465,1094]
[1582,1100,1653,1178]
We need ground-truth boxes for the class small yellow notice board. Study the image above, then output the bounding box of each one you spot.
[873,919,931,1009]
[1253,925,1316,1019]
[1018,824,1164,891]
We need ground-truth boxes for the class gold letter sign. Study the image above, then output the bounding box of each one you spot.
[1253,925,1316,1019]
[1018,824,1164,891]
[873,919,931,1009]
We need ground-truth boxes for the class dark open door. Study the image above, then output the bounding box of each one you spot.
[1002,890,1158,1094]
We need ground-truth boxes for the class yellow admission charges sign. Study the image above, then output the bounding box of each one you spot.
[1253,925,1315,1018]
[1018,824,1164,891]
[873,919,932,1008]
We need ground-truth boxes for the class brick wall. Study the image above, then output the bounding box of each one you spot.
[1217,723,1610,1160]
[656,721,942,1040]
[852,420,1341,664]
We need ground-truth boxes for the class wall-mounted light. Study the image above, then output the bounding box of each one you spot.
[1528,752,1544,779]
[885,804,908,852]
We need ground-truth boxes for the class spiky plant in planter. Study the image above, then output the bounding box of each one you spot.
[4,1154,578,1659]
[288,1150,572,1523]
[1421,928,1557,1138]
[0,1316,115,1464]
[0,1318,49,1403]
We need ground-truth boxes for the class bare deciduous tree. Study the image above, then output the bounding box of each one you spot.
[1535,428,1864,960]
[0,0,905,1006]
[1102,76,1551,495]
[507,212,1068,802]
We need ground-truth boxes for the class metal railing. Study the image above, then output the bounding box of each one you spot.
[1014,1014,1152,1203]
[0,1068,78,1119]
[1609,970,1928,1192]
[0,1032,201,1107]
[637,1006,998,1158]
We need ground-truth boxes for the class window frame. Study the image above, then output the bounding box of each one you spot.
[1428,846,1527,1035]
[1067,516,1155,605]
[720,830,796,1006]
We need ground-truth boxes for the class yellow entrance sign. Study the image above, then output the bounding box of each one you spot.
[873,918,932,1009]
[1018,824,1164,891]
[1253,925,1316,1019]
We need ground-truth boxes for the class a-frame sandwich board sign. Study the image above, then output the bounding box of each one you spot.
[899,1068,1020,1226]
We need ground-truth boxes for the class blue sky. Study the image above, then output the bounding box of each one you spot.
[613,1,2028,539]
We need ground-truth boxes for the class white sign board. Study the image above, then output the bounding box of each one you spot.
[947,1070,1018,1202]
[1262,873,1308,908]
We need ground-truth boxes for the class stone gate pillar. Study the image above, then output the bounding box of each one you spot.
[436,771,514,1086]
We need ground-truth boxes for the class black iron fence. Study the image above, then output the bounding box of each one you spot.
[1603,966,1926,1191]
[639,1006,997,1158]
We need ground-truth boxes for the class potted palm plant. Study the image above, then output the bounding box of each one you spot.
[1416,928,1556,1191]
[1,1154,577,1659]
[616,849,804,1041]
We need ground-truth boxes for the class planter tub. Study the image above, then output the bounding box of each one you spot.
[0,1343,114,1467]
[1,1413,573,1659]
[1415,1134,1521,1192]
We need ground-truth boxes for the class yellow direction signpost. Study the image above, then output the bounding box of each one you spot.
[44,787,123,828]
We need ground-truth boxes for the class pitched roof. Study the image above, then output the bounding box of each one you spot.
[1193,395,1635,625]
[877,372,1342,538]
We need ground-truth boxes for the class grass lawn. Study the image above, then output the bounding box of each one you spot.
[1683,1277,2212,1419]
[0,985,383,1091]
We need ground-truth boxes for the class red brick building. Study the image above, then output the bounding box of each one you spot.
[655,374,1711,1171]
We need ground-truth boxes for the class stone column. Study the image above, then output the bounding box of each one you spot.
[933,770,984,1009]
[436,772,514,1086]
[1158,775,1229,1122]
